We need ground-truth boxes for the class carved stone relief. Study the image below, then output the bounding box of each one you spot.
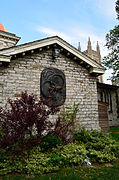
[40,67,66,106]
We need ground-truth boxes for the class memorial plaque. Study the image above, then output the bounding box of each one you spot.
[40,67,66,106]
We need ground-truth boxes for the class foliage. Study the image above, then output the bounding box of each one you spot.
[25,143,86,175]
[0,129,119,175]
[57,143,86,166]
[0,94,119,176]
[103,0,119,84]
[47,117,73,144]
[0,143,86,175]
[0,95,79,175]
[47,143,86,169]
[0,154,25,175]
[1,161,119,180]
[0,92,59,148]
[47,103,79,144]
[87,149,116,163]
[61,103,79,122]
[25,146,59,175]
[0,92,78,149]
[73,129,119,163]
[40,135,62,152]
[103,25,119,84]
[48,153,63,168]
[116,0,119,19]
[73,127,89,143]
[0,148,7,164]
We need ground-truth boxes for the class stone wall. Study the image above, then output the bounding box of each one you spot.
[109,90,119,127]
[0,48,99,130]
[97,83,119,127]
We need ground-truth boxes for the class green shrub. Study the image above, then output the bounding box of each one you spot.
[73,127,89,143]
[61,103,79,122]
[0,154,25,175]
[49,143,87,167]
[25,146,59,175]
[48,103,79,144]
[73,128,119,163]
[48,153,63,167]
[25,143,87,175]
[40,135,62,152]
[0,159,13,175]
[0,127,119,176]
[58,143,87,166]
[0,148,7,163]
[87,149,116,163]
[73,129,109,145]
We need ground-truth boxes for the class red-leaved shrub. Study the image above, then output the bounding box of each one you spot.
[0,92,59,148]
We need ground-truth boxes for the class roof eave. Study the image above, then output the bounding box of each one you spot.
[90,67,105,75]
[0,54,11,62]
[0,36,105,75]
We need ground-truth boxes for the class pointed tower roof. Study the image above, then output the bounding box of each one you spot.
[96,41,100,55]
[88,37,91,45]
[0,23,7,32]
[78,42,81,51]
[87,37,92,53]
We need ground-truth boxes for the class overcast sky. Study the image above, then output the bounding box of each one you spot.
[1,0,118,84]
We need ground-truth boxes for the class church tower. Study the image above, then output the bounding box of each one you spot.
[83,38,103,83]
[87,37,92,55]
[0,23,20,50]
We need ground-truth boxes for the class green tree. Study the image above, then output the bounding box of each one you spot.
[103,0,119,85]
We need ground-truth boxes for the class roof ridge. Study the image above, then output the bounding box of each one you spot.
[0,35,105,73]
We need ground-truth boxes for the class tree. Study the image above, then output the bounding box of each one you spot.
[103,0,119,85]
[116,0,119,19]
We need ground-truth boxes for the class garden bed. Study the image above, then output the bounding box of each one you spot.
[1,160,119,180]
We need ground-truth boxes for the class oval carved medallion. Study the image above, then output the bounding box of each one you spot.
[40,67,66,106]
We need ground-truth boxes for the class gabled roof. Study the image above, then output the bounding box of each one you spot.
[0,36,105,75]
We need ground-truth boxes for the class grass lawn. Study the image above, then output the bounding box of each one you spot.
[1,160,119,180]
[110,127,119,141]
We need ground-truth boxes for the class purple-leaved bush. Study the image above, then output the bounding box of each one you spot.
[0,92,59,148]
[0,92,75,150]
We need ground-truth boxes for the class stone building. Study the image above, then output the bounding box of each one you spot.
[83,37,119,128]
[0,24,105,130]
[97,82,119,128]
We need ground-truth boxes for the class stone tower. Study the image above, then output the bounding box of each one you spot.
[0,23,20,50]
[83,38,103,83]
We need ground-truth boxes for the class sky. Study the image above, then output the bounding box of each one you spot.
[0,0,118,84]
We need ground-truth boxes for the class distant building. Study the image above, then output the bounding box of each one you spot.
[82,37,119,128]
[83,37,103,83]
